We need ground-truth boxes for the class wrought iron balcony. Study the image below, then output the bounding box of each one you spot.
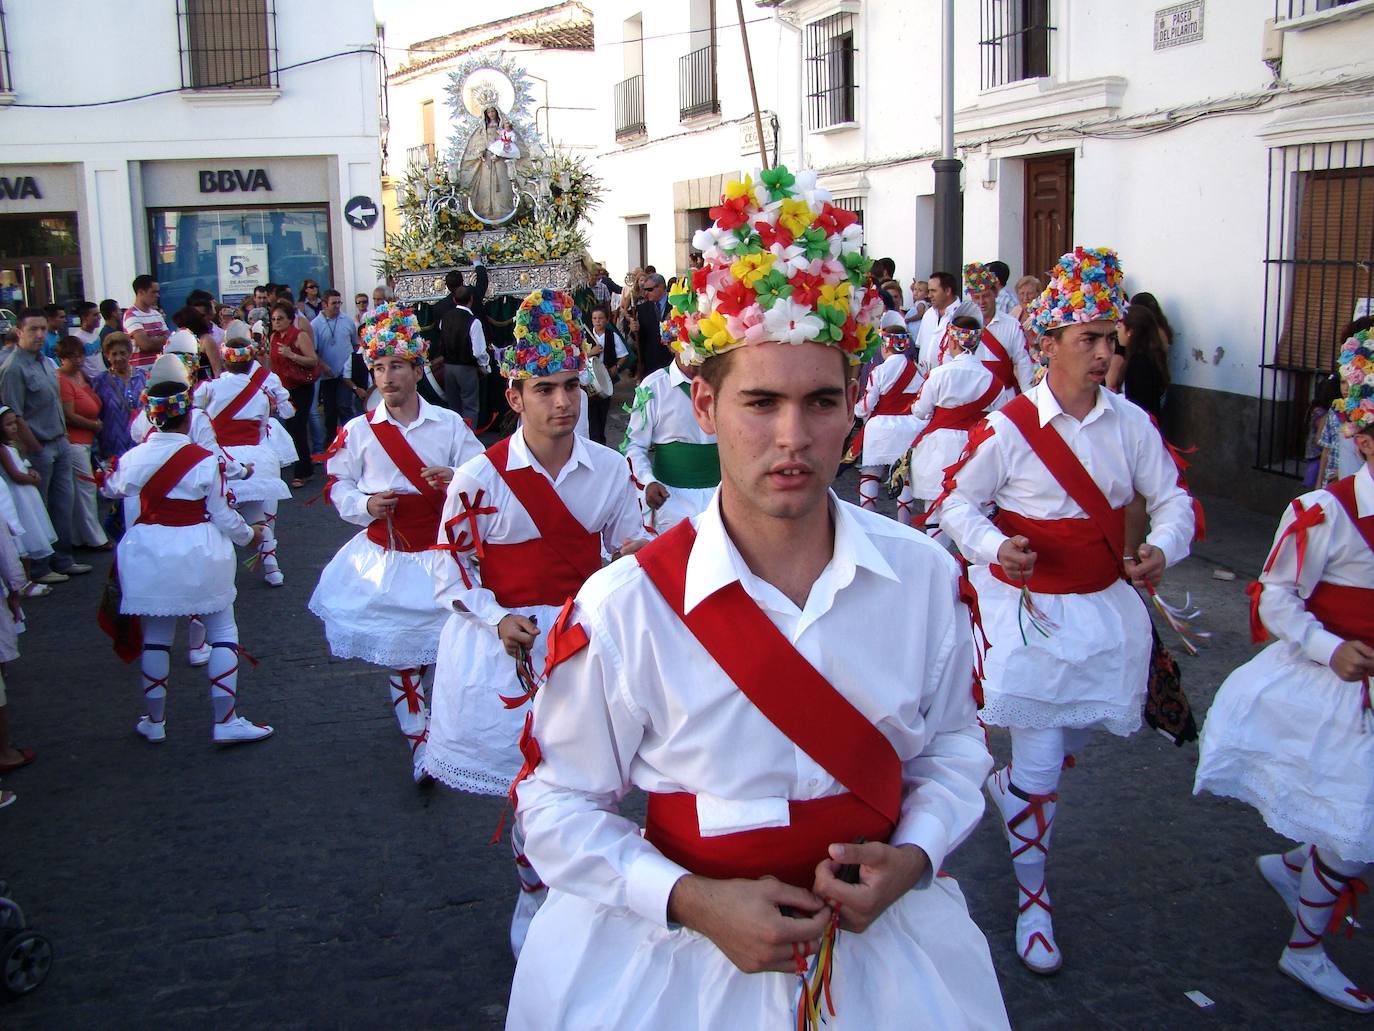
[406,142,435,169]
[679,44,719,119]
[615,74,646,140]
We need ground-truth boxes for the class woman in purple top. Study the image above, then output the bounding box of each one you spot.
[92,333,147,461]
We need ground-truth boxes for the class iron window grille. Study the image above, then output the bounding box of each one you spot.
[679,44,719,119]
[177,0,278,90]
[615,74,645,140]
[833,195,864,226]
[805,13,857,130]
[406,143,435,169]
[1273,0,1365,20]
[1256,139,1374,478]
[979,0,1053,90]
[0,2,11,94]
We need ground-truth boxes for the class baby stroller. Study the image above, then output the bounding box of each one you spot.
[0,881,51,999]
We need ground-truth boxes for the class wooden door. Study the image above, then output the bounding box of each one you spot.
[1023,152,1074,282]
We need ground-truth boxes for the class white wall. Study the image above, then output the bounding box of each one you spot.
[0,0,381,303]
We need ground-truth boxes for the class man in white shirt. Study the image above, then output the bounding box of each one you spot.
[71,301,106,379]
[936,247,1195,977]
[122,275,171,369]
[915,271,977,369]
[989,260,1018,315]
[621,352,719,534]
[506,169,1007,1031]
[436,285,490,425]
[966,262,1038,393]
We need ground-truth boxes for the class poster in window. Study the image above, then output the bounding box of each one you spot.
[216,244,268,305]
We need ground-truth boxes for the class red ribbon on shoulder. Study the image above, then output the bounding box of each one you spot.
[1248,499,1327,642]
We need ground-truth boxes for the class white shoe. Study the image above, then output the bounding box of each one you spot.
[263,569,284,588]
[510,886,547,960]
[213,716,273,745]
[1016,905,1063,975]
[411,741,433,785]
[135,716,166,743]
[1280,946,1374,1013]
[188,643,212,667]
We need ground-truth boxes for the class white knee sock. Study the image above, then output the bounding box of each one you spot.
[858,469,880,510]
[895,484,915,526]
[389,667,429,756]
[259,501,279,573]
[200,608,241,725]
[188,615,206,653]
[141,646,170,723]
[1290,847,1367,953]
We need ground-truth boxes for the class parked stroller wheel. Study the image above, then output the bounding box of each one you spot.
[1,931,52,998]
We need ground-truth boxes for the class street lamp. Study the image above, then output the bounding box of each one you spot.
[932,0,963,277]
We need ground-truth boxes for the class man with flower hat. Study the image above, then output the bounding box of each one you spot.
[194,326,293,587]
[935,246,1195,976]
[621,341,719,534]
[850,311,924,524]
[308,304,482,784]
[423,287,645,957]
[99,378,272,745]
[1194,328,1374,1013]
[964,261,1037,393]
[506,170,1007,1030]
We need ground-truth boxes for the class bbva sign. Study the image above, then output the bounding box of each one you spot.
[198,169,273,193]
[0,177,42,200]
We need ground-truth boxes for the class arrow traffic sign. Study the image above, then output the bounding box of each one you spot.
[344,195,379,230]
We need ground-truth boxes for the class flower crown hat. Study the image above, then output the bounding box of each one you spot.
[505,288,586,379]
[142,382,193,428]
[666,165,884,367]
[1335,328,1374,437]
[1024,247,1128,338]
[964,262,999,297]
[879,309,911,354]
[221,319,256,363]
[360,303,427,365]
[943,321,981,353]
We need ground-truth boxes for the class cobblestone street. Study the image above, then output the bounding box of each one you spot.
[3,412,1372,1028]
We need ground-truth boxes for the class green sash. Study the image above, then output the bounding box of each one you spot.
[651,441,721,489]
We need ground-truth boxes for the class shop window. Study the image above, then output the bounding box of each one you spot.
[0,214,83,309]
[1256,140,1374,476]
[805,12,857,131]
[149,206,332,315]
[178,0,278,90]
[979,0,1053,90]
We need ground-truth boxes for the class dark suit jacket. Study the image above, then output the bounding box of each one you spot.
[635,298,673,376]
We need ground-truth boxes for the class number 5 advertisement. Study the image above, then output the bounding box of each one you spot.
[216,244,269,305]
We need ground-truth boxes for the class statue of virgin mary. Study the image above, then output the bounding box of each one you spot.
[455,91,534,225]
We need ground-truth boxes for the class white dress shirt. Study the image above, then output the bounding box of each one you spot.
[996,285,1017,315]
[623,363,716,488]
[1256,463,1374,669]
[915,299,978,369]
[908,351,1012,501]
[433,428,643,629]
[938,381,1195,568]
[325,398,482,529]
[517,491,990,929]
[854,353,925,467]
[980,311,1038,392]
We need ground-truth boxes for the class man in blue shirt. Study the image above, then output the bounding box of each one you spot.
[310,289,364,445]
[41,304,66,360]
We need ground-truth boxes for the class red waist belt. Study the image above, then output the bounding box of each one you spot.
[215,420,262,446]
[139,498,208,527]
[911,400,988,450]
[1306,582,1374,648]
[366,493,440,552]
[645,791,895,892]
[480,532,601,609]
[989,509,1124,594]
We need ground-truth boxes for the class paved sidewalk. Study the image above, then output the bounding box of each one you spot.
[4,420,1369,1029]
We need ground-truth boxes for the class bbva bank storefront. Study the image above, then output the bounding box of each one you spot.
[0,155,381,315]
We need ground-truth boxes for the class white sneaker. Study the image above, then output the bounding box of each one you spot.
[263,569,284,587]
[412,741,432,785]
[1280,946,1374,1013]
[510,886,547,960]
[135,716,166,743]
[213,716,273,745]
[1016,905,1063,975]
[187,643,213,667]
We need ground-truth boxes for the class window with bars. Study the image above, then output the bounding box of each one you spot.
[177,0,278,90]
[0,2,11,93]
[1256,140,1374,477]
[805,13,857,131]
[979,0,1053,90]
[1274,0,1365,20]
[833,196,864,226]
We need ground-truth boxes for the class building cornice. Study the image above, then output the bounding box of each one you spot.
[1258,95,1374,147]
[178,88,283,108]
[954,76,1127,139]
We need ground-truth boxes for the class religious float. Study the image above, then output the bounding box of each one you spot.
[378,55,602,309]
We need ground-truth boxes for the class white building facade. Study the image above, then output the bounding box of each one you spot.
[0,0,384,317]
[585,0,1374,511]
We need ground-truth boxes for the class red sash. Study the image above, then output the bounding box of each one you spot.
[979,329,1020,393]
[480,435,602,608]
[364,415,447,550]
[910,372,1006,452]
[992,394,1126,593]
[210,367,269,446]
[135,444,212,527]
[1328,475,1374,554]
[1306,583,1374,648]
[871,360,919,417]
[637,522,902,831]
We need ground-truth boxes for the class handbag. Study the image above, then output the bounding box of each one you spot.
[272,330,321,390]
[1142,624,1197,747]
[96,560,143,664]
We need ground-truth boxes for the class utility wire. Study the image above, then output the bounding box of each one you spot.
[7,47,378,109]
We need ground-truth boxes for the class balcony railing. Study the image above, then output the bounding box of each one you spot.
[615,74,645,140]
[407,142,435,169]
[1274,0,1364,20]
[679,44,719,119]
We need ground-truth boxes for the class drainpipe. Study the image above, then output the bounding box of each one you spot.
[932,0,962,276]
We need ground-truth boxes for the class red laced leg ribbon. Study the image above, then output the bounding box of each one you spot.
[1005,784,1058,962]
[1291,849,1368,950]
[141,643,171,723]
[389,667,429,749]
[857,473,880,510]
[208,645,240,724]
